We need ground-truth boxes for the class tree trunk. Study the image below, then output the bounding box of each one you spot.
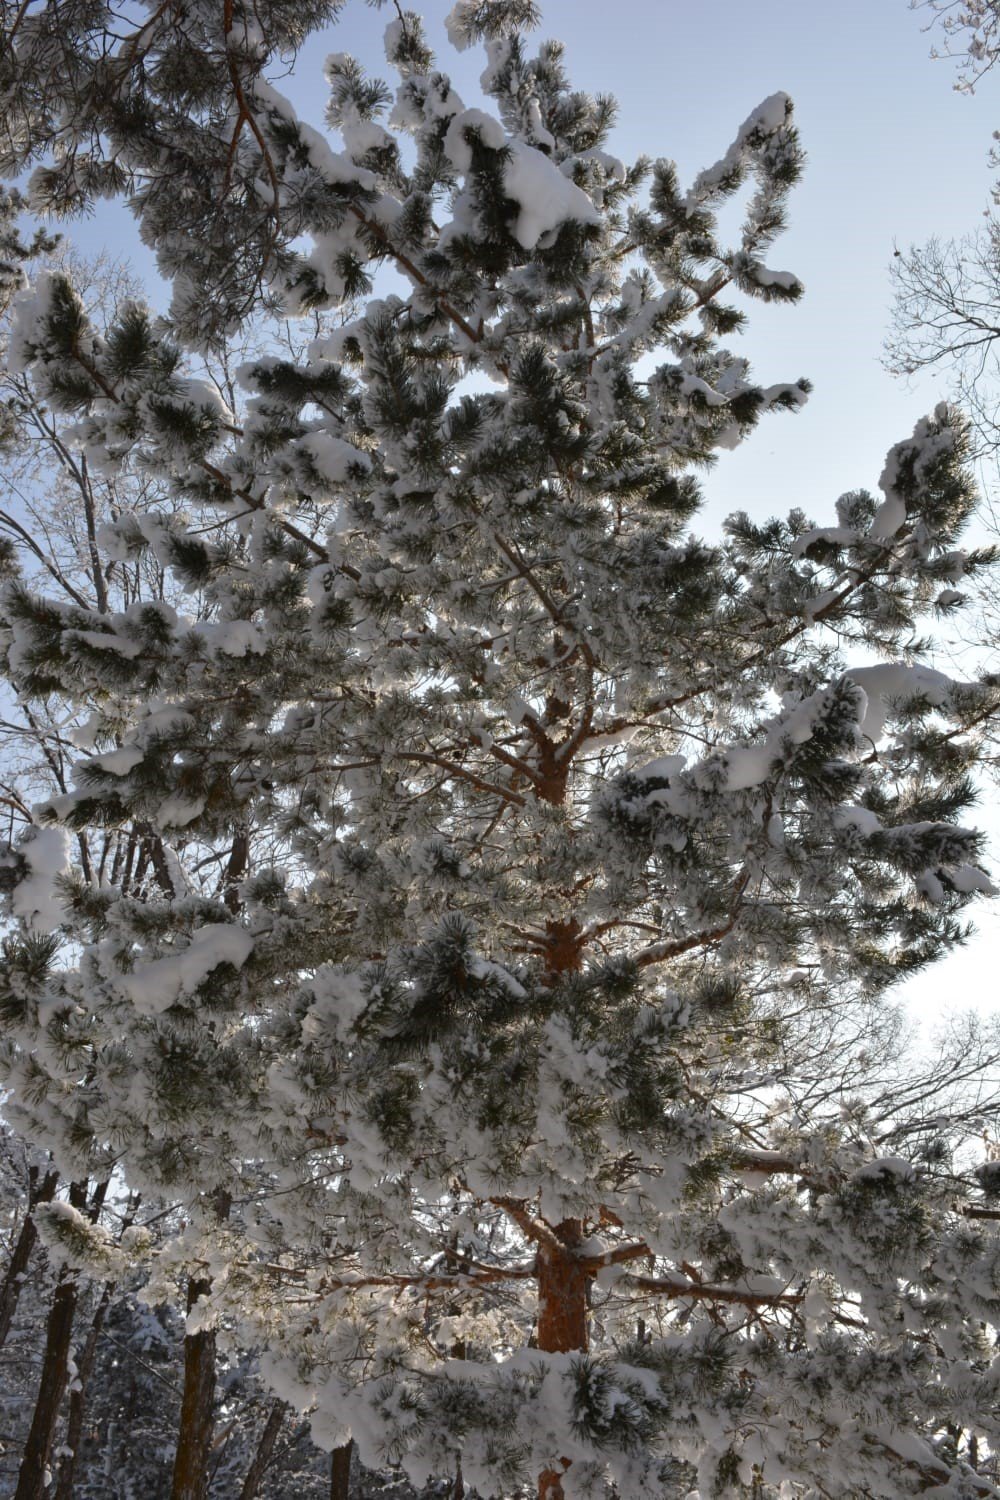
[52,1190,137,1500]
[53,1280,114,1500]
[171,1191,229,1500]
[170,1273,217,1500]
[238,1398,286,1500]
[535,910,590,1500]
[14,1274,79,1500]
[330,1439,353,1500]
[0,1167,58,1349]
[13,1180,92,1500]
[536,1219,589,1500]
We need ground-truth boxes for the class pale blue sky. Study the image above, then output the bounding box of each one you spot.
[63,1,1000,1019]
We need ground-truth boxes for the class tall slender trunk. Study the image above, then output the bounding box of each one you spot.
[52,1279,114,1500]
[170,1272,217,1500]
[171,1191,230,1500]
[14,1274,78,1500]
[238,1398,286,1500]
[0,1167,58,1349]
[13,1181,95,1500]
[330,1439,353,1500]
[52,1190,138,1500]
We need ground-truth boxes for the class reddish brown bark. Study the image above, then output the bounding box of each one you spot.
[533,898,590,1500]
[543,919,584,977]
[536,1221,589,1354]
[170,1274,217,1500]
[536,1219,589,1500]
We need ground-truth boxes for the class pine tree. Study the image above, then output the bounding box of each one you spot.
[4,3,1000,1496]
[0,224,434,1499]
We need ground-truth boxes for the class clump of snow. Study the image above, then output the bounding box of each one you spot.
[304,965,369,1041]
[215,621,265,657]
[443,108,506,173]
[568,148,626,184]
[834,805,882,836]
[503,142,599,249]
[69,713,102,752]
[70,630,143,659]
[633,755,687,782]
[790,525,859,558]
[12,826,70,933]
[5,271,57,375]
[679,371,729,408]
[155,795,207,830]
[35,1199,123,1277]
[917,869,947,905]
[122,925,254,1015]
[383,17,406,62]
[468,956,526,999]
[251,80,377,192]
[441,110,599,250]
[309,319,363,365]
[869,408,956,542]
[299,430,372,485]
[192,620,266,657]
[802,586,843,624]
[92,745,145,776]
[444,1,481,49]
[479,35,513,91]
[753,266,802,292]
[721,688,832,792]
[174,376,233,426]
[844,662,953,743]
[947,864,996,895]
[853,1156,916,1183]
[339,107,393,161]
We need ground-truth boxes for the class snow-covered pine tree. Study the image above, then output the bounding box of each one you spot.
[0,218,440,1500]
[4,2,1000,1496]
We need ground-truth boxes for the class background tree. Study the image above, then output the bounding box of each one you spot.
[0,215,446,1500]
[890,1,1000,773]
[911,0,1000,91]
[890,2,1000,439]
